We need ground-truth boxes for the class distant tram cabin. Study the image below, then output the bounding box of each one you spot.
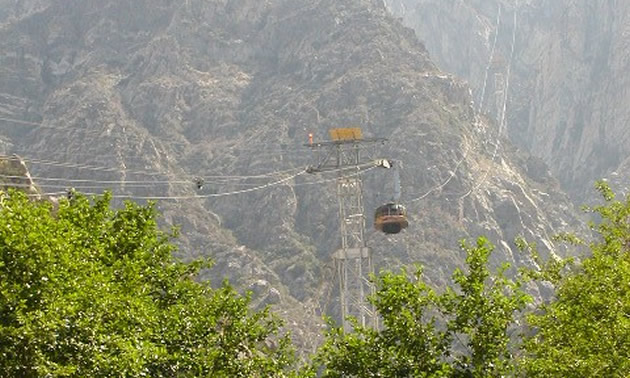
[374,202,408,234]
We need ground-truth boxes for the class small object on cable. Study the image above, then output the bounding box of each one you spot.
[376,159,393,169]
[193,177,205,190]
[66,187,76,201]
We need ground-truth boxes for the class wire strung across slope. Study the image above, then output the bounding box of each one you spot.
[476,5,503,115]
[23,170,307,201]
[459,2,518,200]
[6,156,305,181]
[66,165,377,200]
[407,3,505,203]
[0,167,306,184]
[4,147,320,174]
[0,174,189,185]
[1,157,379,200]
[0,181,282,191]
[408,150,468,203]
[0,164,377,192]
[1,155,374,183]
[6,149,314,169]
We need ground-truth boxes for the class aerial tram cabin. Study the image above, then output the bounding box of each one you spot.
[373,159,409,234]
[374,202,408,234]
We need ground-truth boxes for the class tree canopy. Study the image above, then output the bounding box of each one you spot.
[521,182,630,376]
[311,237,532,377]
[0,190,295,377]
[1,182,629,377]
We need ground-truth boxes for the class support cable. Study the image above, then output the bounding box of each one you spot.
[407,3,504,203]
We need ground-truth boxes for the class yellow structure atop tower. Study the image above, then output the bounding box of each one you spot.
[329,127,362,141]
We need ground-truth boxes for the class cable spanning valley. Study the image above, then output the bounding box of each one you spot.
[407,2,513,203]
[0,154,379,201]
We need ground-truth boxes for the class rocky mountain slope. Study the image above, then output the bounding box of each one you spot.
[385,0,630,200]
[0,0,582,351]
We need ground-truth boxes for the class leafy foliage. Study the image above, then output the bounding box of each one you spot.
[311,237,531,377]
[3,181,629,377]
[521,181,630,377]
[0,190,295,377]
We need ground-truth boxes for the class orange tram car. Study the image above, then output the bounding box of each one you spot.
[374,202,408,234]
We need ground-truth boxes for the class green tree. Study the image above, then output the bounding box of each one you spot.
[521,182,630,377]
[0,190,295,377]
[311,237,531,377]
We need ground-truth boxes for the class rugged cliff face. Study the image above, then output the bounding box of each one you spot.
[0,0,582,350]
[386,0,630,200]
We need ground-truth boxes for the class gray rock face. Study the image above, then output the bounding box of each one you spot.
[0,0,583,351]
[386,0,630,201]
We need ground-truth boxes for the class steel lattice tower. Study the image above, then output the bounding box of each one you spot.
[306,128,386,331]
